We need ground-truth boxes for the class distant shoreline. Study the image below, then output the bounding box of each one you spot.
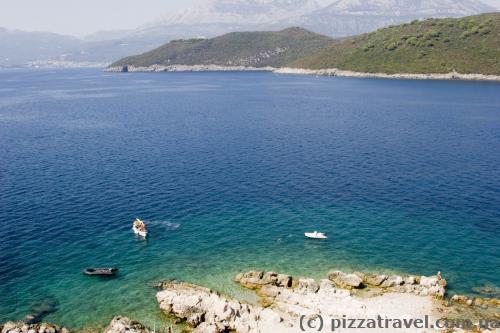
[275,67,500,82]
[105,64,275,73]
[106,64,500,82]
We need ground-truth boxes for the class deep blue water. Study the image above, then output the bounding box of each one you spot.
[0,68,499,328]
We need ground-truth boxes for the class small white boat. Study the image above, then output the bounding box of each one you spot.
[133,218,148,237]
[305,231,328,239]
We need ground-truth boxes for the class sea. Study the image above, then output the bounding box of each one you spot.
[0,68,499,329]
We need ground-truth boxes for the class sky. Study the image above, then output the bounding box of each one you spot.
[0,0,499,37]
[0,0,197,36]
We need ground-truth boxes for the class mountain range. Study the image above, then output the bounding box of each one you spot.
[0,0,497,67]
[142,0,496,37]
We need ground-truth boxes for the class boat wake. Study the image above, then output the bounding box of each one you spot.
[145,220,181,231]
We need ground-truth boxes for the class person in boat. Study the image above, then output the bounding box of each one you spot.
[135,219,146,231]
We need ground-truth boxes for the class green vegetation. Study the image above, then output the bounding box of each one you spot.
[290,13,500,75]
[110,27,334,68]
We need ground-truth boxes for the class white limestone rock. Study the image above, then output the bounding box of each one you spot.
[103,316,149,333]
[328,271,364,289]
[0,322,68,333]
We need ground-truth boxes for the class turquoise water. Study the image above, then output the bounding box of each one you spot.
[0,69,499,329]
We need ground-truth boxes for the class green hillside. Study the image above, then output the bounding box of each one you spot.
[110,27,335,68]
[291,13,500,75]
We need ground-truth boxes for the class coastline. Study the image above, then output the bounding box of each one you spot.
[105,64,276,73]
[3,269,499,333]
[274,67,500,82]
[155,270,500,332]
[105,64,500,82]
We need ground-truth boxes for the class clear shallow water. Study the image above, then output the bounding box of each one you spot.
[0,69,499,328]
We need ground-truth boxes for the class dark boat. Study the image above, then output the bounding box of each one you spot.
[83,267,118,276]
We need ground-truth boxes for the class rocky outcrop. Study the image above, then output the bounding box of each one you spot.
[106,64,500,82]
[156,273,446,333]
[328,271,364,289]
[451,294,500,308]
[1,317,148,333]
[103,316,149,333]
[364,273,389,286]
[236,270,446,298]
[274,67,500,82]
[0,322,69,333]
[234,271,293,289]
[356,272,446,297]
[344,271,445,297]
[106,65,275,73]
[156,281,285,333]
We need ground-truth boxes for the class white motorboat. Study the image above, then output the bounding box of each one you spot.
[305,231,327,239]
[133,218,148,237]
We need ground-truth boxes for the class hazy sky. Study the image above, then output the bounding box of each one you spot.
[0,0,197,36]
[1,0,499,37]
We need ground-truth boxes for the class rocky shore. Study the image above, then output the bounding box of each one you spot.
[0,316,148,333]
[155,270,500,332]
[105,64,500,82]
[274,67,500,82]
[3,270,499,333]
[0,322,70,333]
[105,65,275,73]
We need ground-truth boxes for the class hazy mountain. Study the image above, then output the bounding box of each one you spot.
[142,0,497,38]
[0,27,171,67]
[0,28,80,66]
[152,0,320,25]
[318,0,494,15]
[1,0,496,66]
[289,0,498,36]
[110,27,334,68]
[83,29,134,42]
[128,0,320,42]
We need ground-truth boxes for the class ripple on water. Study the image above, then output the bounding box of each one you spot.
[0,69,499,328]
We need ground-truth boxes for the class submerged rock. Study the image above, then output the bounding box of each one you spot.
[24,298,58,324]
[472,285,500,297]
